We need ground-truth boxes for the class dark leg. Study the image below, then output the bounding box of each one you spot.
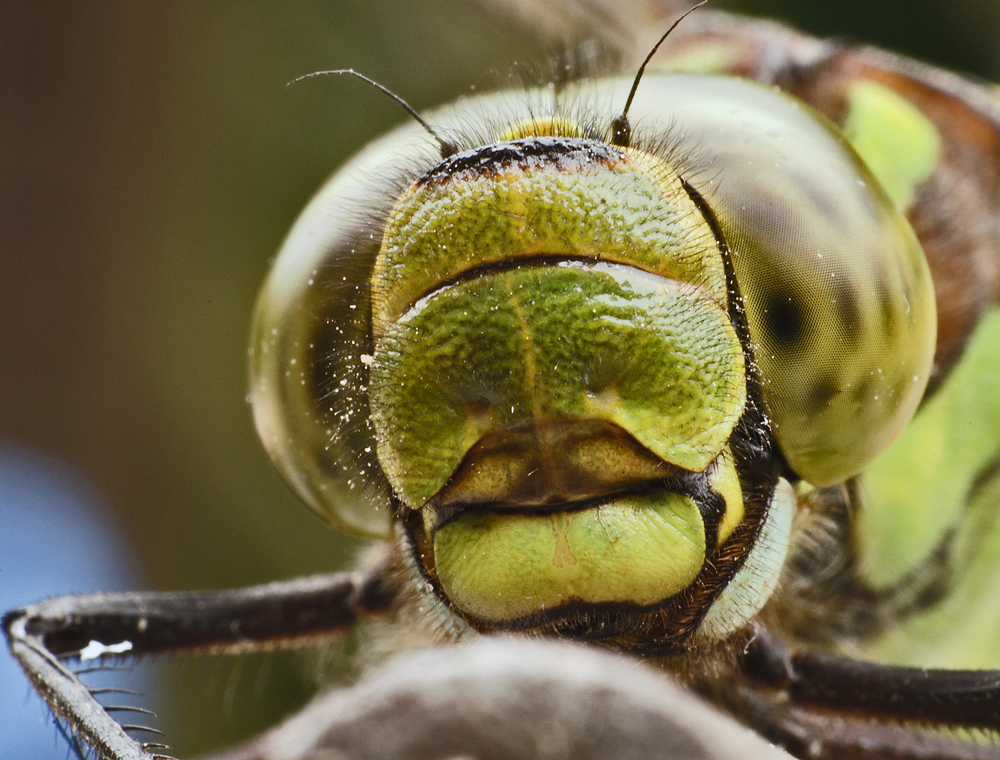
[732,625,1000,760]
[4,552,400,760]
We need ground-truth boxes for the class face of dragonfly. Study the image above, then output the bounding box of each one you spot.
[5,1,989,760]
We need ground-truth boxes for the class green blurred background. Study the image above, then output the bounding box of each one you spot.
[2,0,999,756]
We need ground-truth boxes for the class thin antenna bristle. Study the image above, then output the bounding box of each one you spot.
[289,69,457,157]
[611,1,707,147]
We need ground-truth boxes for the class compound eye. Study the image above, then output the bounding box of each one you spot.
[741,214,934,488]
[249,123,437,537]
[692,82,937,486]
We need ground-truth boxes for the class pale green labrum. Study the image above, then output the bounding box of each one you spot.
[372,142,727,336]
[370,262,746,508]
[434,492,707,623]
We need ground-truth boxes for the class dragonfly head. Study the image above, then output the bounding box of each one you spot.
[365,125,791,651]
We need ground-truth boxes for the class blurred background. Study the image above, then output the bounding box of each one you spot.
[3,0,1000,757]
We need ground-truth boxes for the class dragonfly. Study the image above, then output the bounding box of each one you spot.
[5,1,1000,758]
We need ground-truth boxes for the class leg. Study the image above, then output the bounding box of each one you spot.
[4,551,400,760]
[730,625,1000,760]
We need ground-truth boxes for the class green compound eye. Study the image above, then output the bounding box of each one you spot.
[658,78,937,487]
[249,73,935,644]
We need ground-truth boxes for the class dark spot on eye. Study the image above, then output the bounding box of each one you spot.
[764,290,803,347]
[852,374,876,404]
[806,375,839,414]
[876,276,897,340]
[833,280,861,349]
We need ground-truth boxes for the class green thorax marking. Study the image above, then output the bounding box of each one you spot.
[842,79,942,210]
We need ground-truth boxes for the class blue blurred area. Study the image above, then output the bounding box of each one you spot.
[0,447,159,760]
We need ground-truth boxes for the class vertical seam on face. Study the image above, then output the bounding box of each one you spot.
[504,271,543,423]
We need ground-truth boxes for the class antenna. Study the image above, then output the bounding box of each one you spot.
[610,1,708,148]
[289,69,457,158]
